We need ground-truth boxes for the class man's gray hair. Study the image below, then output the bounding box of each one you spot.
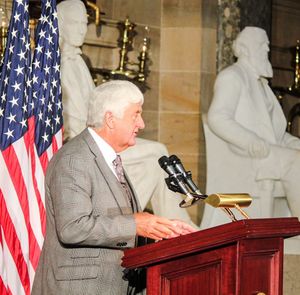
[87,80,144,128]
[232,26,267,58]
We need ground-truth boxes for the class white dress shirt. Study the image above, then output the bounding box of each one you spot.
[88,128,118,178]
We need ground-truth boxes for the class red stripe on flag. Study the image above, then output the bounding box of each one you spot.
[1,146,41,270]
[52,135,58,154]
[0,189,30,295]
[0,276,11,295]
[29,147,46,236]
[39,152,49,176]
[28,118,46,236]
[31,149,46,236]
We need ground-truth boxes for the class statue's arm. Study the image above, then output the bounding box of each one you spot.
[208,70,269,158]
[282,131,300,150]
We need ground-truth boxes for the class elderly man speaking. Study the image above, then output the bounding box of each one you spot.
[31,80,196,295]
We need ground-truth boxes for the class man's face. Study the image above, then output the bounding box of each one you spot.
[62,9,88,47]
[113,102,145,152]
[248,33,273,78]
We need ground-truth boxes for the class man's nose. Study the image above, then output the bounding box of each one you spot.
[79,25,86,35]
[264,43,270,52]
[138,116,145,130]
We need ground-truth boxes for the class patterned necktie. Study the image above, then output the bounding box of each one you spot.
[113,155,133,208]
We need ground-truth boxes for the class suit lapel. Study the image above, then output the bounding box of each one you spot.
[81,129,130,214]
[260,78,286,141]
[240,64,277,143]
[238,61,287,143]
[250,77,274,130]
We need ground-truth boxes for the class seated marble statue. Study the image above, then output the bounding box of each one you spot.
[204,26,300,224]
[57,0,196,226]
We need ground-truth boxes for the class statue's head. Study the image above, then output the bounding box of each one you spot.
[57,0,88,48]
[232,26,273,78]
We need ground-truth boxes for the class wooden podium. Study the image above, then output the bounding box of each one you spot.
[122,218,300,295]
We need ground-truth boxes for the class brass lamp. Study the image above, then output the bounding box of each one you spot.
[205,193,252,221]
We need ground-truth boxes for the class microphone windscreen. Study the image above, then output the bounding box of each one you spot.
[169,154,180,163]
[158,155,169,169]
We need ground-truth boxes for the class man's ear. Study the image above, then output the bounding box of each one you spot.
[240,44,250,57]
[234,42,249,58]
[104,111,115,129]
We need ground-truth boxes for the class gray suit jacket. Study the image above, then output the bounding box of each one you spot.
[32,129,141,295]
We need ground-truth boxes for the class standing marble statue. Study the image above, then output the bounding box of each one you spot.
[57,0,196,226]
[58,0,93,140]
[207,26,300,219]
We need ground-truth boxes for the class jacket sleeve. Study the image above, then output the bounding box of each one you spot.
[48,154,136,248]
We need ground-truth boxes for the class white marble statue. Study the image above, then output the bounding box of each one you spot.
[58,0,94,140]
[202,26,300,229]
[57,0,196,226]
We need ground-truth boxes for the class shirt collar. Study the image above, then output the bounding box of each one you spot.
[88,127,118,175]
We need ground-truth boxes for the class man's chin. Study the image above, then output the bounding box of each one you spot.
[128,138,137,147]
[70,40,85,47]
[258,60,273,78]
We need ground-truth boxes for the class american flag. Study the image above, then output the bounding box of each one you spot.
[0,0,62,293]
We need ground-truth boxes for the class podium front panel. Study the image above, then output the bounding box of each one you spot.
[238,238,283,295]
[147,244,237,295]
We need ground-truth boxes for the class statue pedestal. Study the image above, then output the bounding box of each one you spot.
[284,236,300,255]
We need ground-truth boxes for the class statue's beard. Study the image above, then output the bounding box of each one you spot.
[250,55,273,78]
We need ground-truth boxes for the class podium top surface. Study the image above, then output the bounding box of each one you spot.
[122,217,300,269]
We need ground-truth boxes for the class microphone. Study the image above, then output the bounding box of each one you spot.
[169,155,202,195]
[158,156,195,206]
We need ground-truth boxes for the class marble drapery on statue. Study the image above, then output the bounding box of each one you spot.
[57,0,196,226]
[58,0,93,140]
[61,47,94,140]
[202,27,300,230]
